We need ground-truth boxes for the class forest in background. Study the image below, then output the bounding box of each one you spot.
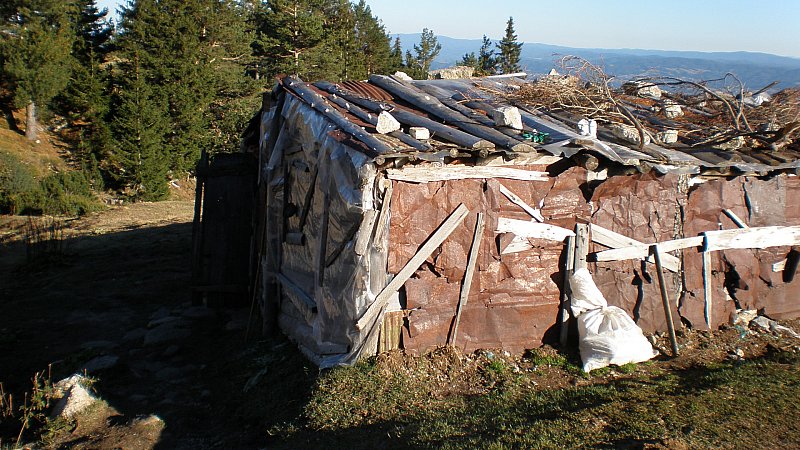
[0,0,522,213]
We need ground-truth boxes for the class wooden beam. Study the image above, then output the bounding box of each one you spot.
[451,212,485,347]
[387,166,548,183]
[372,181,393,251]
[282,76,395,157]
[703,225,800,252]
[651,245,680,356]
[497,182,545,222]
[593,236,703,263]
[275,272,317,321]
[356,204,470,330]
[574,223,589,271]
[314,81,494,150]
[354,210,378,256]
[590,224,681,272]
[702,250,712,329]
[368,75,535,153]
[496,218,575,242]
[559,235,576,347]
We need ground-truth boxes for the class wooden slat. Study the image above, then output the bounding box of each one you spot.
[574,223,589,271]
[354,210,378,256]
[275,272,317,321]
[559,235,576,346]
[651,245,680,356]
[590,224,681,272]
[372,181,393,251]
[723,209,749,228]
[387,166,548,183]
[703,226,800,252]
[451,212,485,347]
[497,182,545,222]
[356,204,470,330]
[593,236,704,262]
[702,251,712,329]
[496,218,574,242]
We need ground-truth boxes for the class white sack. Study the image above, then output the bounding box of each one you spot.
[569,268,658,372]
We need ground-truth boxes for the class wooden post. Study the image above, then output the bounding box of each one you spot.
[702,250,713,329]
[574,223,589,271]
[450,212,485,347]
[356,204,470,331]
[651,244,680,356]
[559,235,576,346]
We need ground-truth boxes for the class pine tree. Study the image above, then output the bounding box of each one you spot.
[352,0,391,77]
[477,35,496,75]
[111,53,169,200]
[460,52,478,69]
[253,0,326,80]
[387,36,404,73]
[496,17,522,74]
[405,28,441,79]
[0,0,74,141]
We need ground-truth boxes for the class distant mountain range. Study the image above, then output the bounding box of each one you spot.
[395,34,800,90]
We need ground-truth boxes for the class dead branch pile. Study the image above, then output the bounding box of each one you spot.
[503,56,800,152]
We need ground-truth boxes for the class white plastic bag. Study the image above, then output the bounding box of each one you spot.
[569,268,658,372]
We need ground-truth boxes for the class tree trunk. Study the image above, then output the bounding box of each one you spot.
[25,101,38,141]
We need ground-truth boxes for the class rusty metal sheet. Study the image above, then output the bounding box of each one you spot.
[403,277,559,354]
[683,176,800,325]
[590,173,685,333]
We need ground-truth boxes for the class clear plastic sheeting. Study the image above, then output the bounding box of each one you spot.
[259,93,386,368]
[570,268,658,372]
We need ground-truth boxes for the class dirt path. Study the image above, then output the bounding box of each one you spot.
[0,201,276,448]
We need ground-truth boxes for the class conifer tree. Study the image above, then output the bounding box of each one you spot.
[352,0,391,77]
[253,0,326,79]
[387,36,404,73]
[496,17,522,74]
[1,0,74,141]
[477,35,497,75]
[404,28,441,79]
[460,52,478,69]
[111,53,169,200]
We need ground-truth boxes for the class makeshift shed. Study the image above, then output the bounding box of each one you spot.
[249,72,800,367]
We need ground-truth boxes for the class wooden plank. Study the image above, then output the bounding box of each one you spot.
[275,272,317,320]
[356,204,470,330]
[590,224,681,272]
[372,181,393,251]
[354,210,378,256]
[497,182,545,222]
[574,223,590,271]
[593,236,704,263]
[559,235,576,346]
[722,209,749,228]
[651,245,680,356]
[499,234,534,255]
[702,251,712,329]
[703,225,800,252]
[451,212,485,347]
[496,218,575,242]
[387,166,548,183]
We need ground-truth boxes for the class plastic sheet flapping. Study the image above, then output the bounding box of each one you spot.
[260,93,386,368]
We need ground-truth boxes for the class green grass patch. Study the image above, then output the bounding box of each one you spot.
[268,348,800,449]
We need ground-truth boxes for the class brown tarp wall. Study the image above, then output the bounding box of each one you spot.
[391,169,800,355]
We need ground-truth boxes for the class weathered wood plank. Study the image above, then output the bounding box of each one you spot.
[590,224,681,272]
[651,245,679,356]
[593,236,704,262]
[356,203,470,330]
[451,212,485,347]
[497,182,545,222]
[702,250,712,329]
[703,226,800,252]
[496,218,575,242]
[387,166,548,183]
[722,208,749,228]
[354,210,378,256]
[574,223,589,271]
[559,235,576,346]
[275,272,317,321]
[372,181,393,251]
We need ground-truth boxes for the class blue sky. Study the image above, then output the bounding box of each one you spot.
[96,0,800,57]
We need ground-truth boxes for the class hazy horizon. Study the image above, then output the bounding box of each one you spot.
[97,0,800,58]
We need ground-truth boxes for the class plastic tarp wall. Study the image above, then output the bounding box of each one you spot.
[391,167,590,354]
[259,93,388,367]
